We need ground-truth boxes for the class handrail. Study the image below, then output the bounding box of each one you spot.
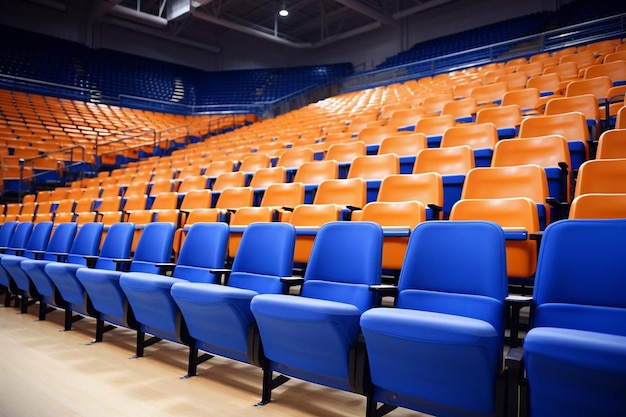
[15,145,86,200]
[341,13,626,93]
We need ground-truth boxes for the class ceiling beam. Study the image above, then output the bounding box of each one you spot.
[392,0,457,20]
[103,14,221,53]
[333,0,397,27]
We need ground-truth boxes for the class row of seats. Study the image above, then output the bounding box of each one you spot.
[0,216,624,416]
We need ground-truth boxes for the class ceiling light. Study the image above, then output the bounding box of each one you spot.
[279,8,289,17]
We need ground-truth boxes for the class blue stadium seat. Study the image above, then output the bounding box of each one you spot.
[170,222,296,377]
[0,221,53,311]
[250,221,383,405]
[360,220,508,417]
[118,222,229,366]
[44,222,134,341]
[514,219,626,417]
[75,222,175,344]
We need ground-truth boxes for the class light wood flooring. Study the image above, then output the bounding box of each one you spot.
[0,303,423,417]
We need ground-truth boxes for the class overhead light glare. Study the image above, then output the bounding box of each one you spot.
[279,8,289,17]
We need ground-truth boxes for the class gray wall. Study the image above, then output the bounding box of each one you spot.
[1,0,570,72]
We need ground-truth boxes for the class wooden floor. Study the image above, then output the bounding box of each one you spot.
[0,303,423,417]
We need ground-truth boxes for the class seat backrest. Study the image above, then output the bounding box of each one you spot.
[7,221,34,252]
[462,165,549,204]
[414,114,455,136]
[179,189,212,210]
[0,221,18,248]
[276,147,314,168]
[470,82,508,106]
[347,153,399,180]
[238,153,271,173]
[565,76,612,99]
[148,178,175,196]
[42,222,77,262]
[261,182,305,209]
[357,126,402,146]
[95,222,135,270]
[151,191,179,210]
[178,175,209,193]
[574,158,626,196]
[214,187,254,210]
[569,193,626,219]
[413,145,475,175]
[129,222,176,273]
[228,207,274,257]
[500,88,540,112]
[387,108,426,128]
[376,173,443,207]
[596,129,626,159]
[519,111,589,142]
[212,171,246,192]
[173,222,229,283]
[361,201,427,271]
[22,221,53,258]
[526,72,560,95]
[325,141,366,163]
[584,60,626,85]
[545,94,600,127]
[378,132,427,156]
[313,178,366,208]
[97,196,122,213]
[476,104,522,129]
[396,220,507,338]
[66,222,104,264]
[531,219,626,335]
[292,160,338,184]
[492,135,571,169]
[203,159,235,177]
[301,221,383,313]
[440,122,498,150]
[227,222,296,293]
[249,166,286,189]
[441,97,477,120]
[450,197,540,279]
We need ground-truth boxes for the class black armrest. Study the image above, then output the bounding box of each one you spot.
[530,231,543,256]
[155,262,177,275]
[226,208,237,214]
[31,250,46,260]
[50,252,69,262]
[113,258,133,272]
[427,203,443,219]
[345,205,361,212]
[0,247,7,254]
[209,268,232,285]
[369,284,399,306]
[546,197,570,221]
[12,248,25,256]
[506,295,532,348]
[83,255,100,269]
[94,211,104,221]
[280,276,305,293]
[281,206,294,212]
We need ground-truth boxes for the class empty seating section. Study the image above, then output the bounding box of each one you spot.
[1,8,626,417]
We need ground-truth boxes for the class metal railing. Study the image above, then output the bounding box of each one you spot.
[341,13,626,93]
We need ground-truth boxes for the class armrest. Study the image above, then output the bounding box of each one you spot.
[505,346,527,417]
[209,268,231,285]
[369,284,399,306]
[11,248,25,256]
[546,197,570,221]
[281,206,294,212]
[0,247,7,254]
[50,252,69,262]
[506,295,532,348]
[83,255,100,269]
[345,205,362,212]
[113,258,133,272]
[501,228,529,241]
[280,276,304,294]
[427,203,443,220]
[530,231,543,256]
[155,262,177,275]
[31,250,46,260]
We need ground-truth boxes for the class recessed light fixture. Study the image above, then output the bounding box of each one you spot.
[278,8,289,17]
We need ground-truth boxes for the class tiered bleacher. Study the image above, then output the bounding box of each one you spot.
[0,2,626,416]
